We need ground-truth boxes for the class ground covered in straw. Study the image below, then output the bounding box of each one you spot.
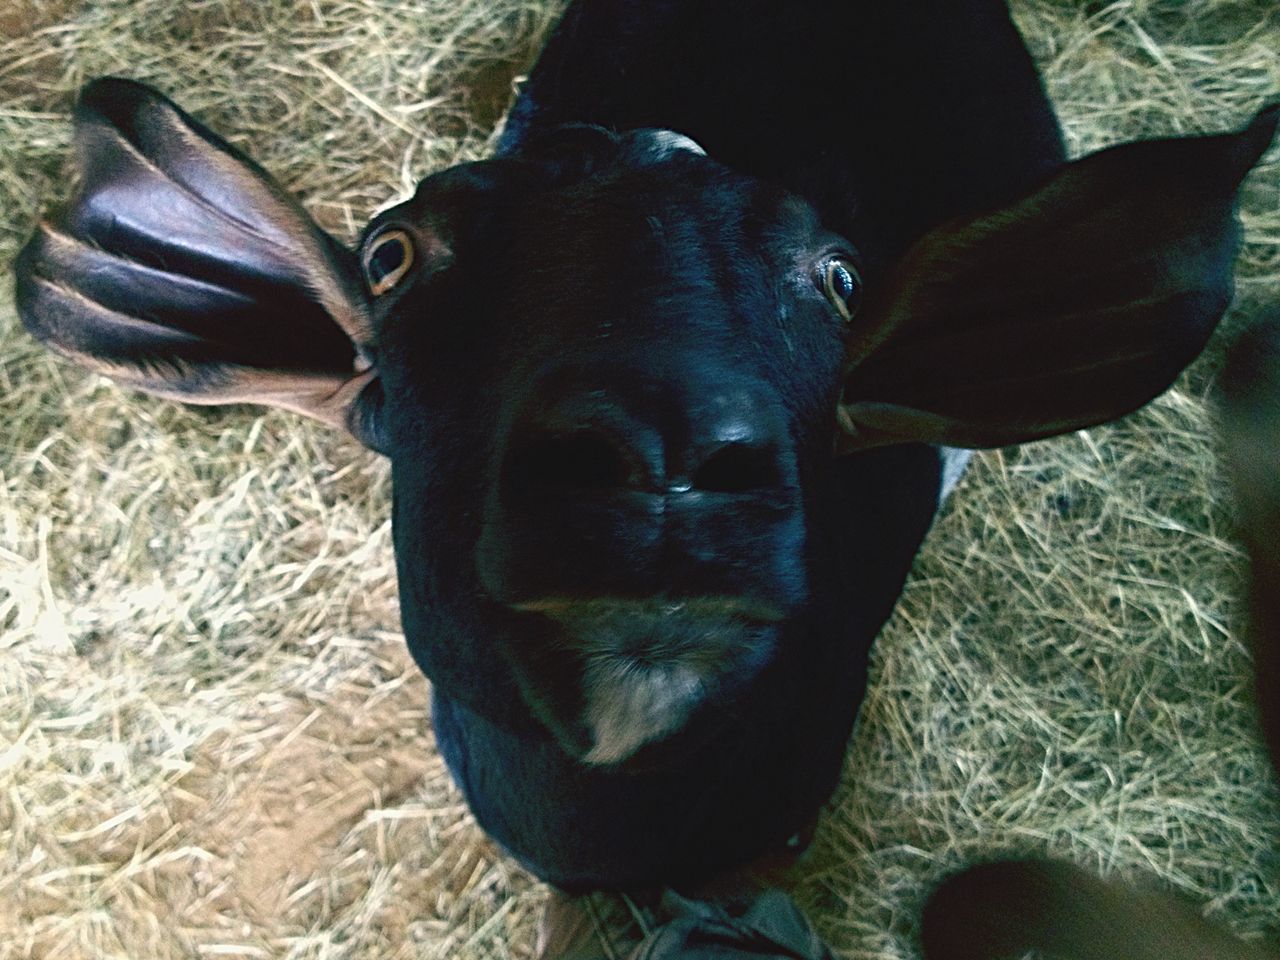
[1,1,1278,958]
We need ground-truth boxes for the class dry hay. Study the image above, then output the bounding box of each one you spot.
[0,1,1278,958]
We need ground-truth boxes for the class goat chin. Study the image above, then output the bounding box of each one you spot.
[507,596,779,766]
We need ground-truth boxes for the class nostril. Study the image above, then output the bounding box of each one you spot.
[507,430,635,492]
[692,443,784,493]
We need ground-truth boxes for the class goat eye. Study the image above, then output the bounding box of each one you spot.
[818,257,862,322]
[363,229,414,295]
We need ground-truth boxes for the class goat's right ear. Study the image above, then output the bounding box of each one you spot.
[14,78,386,450]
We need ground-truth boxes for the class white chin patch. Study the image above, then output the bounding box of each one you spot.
[581,661,704,766]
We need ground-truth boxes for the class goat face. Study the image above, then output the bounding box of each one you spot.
[360,129,858,763]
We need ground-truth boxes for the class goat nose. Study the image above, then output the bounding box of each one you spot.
[675,389,792,494]
[505,396,664,494]
[504,373,793,497]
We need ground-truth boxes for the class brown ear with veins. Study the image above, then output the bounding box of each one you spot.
[14,77,386,449]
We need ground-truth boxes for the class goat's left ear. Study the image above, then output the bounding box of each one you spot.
[837,105,1280,451]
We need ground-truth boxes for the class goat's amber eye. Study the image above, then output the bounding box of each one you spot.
[364,229,414,295]
[819,257,862,322]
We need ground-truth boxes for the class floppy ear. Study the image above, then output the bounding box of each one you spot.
[14,77,383,446]
[921,859,1277,960]
[837,104,1280,451]
[1218,317,1280,773]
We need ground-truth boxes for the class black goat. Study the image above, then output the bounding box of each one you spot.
[13,0,1279,892]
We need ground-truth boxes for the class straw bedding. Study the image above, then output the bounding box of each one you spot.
[1,1,1278,957]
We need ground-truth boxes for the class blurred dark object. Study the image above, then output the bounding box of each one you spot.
[922,858,1277,960]
[1220,315,1280,768]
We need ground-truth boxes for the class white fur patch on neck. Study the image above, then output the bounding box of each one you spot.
[937,446,973,504]
[647,129,706,157]
[581,660,704,765]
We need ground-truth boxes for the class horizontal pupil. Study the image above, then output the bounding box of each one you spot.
[369,238,405,282]
[831,263,855,299]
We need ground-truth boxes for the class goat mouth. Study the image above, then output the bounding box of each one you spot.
[510,595,787,625]
[502,595,781,766]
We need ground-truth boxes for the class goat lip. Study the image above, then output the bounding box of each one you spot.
[508,595,788,626]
